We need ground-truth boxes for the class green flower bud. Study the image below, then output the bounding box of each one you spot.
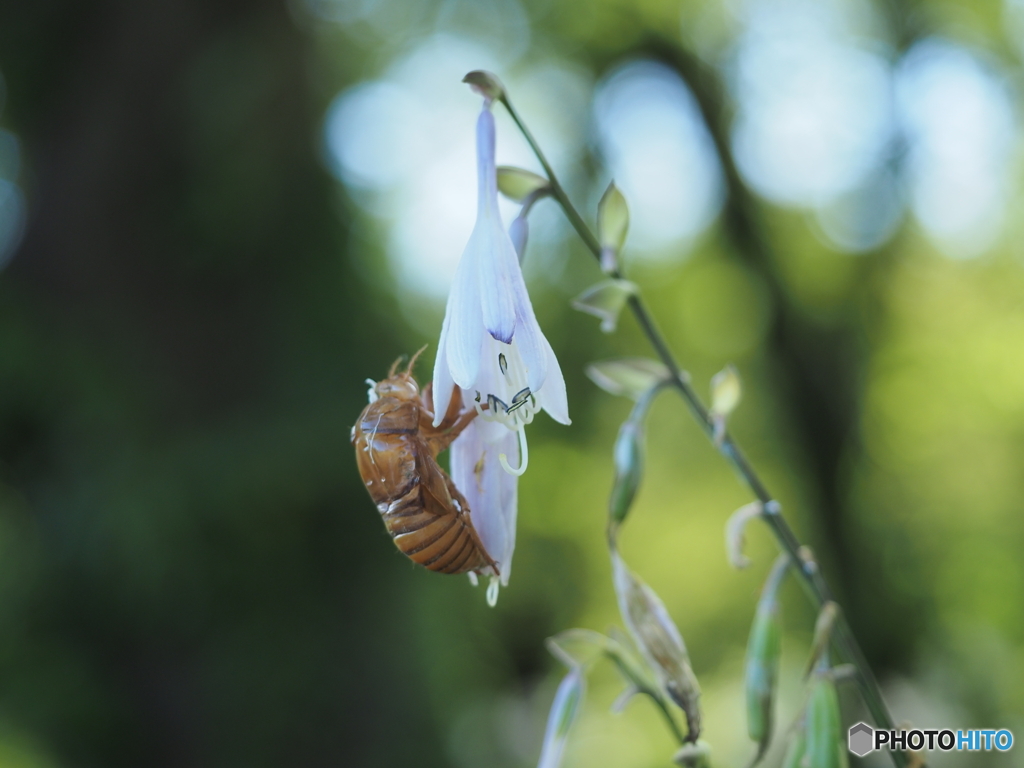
[606,381,664,533]
[496,165,549,202]
[710,364,741,418]
[744,554,789,764]
[805,675,847,768]
[462,70,505,101]
[609,419,644,528]
[745,605,781,747]
[597,182,629,273]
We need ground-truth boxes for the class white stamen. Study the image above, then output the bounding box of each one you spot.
[475,343,541,435]
[467,571,479,587]
[486,576,500,607]
[498,426,529,476]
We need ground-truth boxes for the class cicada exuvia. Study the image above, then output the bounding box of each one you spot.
[351,350,498,576]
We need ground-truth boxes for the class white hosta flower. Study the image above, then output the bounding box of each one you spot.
[433,98,570,603]
[433,101,569,444]
[450,418,518,606]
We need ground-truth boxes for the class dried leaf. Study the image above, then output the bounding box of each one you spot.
[726,501,764,569]
[611,549,702,739]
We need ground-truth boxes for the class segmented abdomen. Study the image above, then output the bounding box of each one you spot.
[380,482,489,574]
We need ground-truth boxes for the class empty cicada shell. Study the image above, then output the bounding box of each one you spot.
[352,350,498,576]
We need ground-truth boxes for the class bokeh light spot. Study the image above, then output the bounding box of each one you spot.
[896,39,1015,258]
[593,61,724,260]
[323,34,588,298]
[729,0,895,208]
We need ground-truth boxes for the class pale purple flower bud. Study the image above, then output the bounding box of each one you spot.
[537,666,586,768]
[509,213,529,263]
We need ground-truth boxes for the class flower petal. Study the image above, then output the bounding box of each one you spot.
[474,108,517,344]
[443,235,484,389]
[430,329,455,427]
[539,334,570,425]
[537,666,586,768]
[507,274,548,394]
[450,421,518,585]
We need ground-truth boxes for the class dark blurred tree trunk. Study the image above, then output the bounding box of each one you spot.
[612,37,927,674]
[0,2,442,768]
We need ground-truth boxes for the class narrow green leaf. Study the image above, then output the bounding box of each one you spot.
[781,725,807,768]
[586,358,672,401]
[546,629,611,670]
[805,675,847,768]
[610,685,640,714]
[571,279,639,333]
[744,554,790,765]
[537,667,586,768]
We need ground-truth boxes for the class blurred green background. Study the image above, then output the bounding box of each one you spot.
[0,0,1022,765]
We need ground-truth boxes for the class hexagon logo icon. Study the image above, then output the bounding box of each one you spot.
[849,722,874,757]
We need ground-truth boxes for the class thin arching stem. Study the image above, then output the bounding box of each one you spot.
[605,652,689,746]
[498,91,910,768]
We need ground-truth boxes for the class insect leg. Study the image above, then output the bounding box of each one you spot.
[424,405,478,455]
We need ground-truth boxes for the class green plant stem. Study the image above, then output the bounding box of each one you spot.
[606,653,689,746]
[500,93,909,768]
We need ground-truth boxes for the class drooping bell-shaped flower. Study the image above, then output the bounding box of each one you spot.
[449,419,518,605]
[432,97,570,604]
[432,100,569,449]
